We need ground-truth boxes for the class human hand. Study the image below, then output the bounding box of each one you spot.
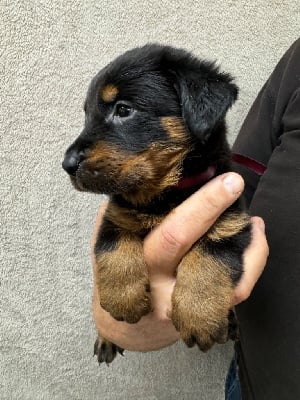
[92,172,268,352]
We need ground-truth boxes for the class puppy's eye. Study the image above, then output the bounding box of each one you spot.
[115,103,133,118]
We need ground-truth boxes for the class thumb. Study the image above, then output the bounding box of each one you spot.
[144,173,245,284]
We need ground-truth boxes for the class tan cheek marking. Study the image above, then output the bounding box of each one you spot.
[161,116,189,141]
[119,143,190,205]
[85,141,189,206]
[86,143,126,166]
[101,84,119,103]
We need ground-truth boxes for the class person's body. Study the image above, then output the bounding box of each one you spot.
[92,39,300,399]
[231,38,300,399]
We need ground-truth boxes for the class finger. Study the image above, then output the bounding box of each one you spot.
[233,216,269,305]
[144,172,245,283]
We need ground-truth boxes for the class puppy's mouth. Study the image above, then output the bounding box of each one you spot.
[69,163,143,195]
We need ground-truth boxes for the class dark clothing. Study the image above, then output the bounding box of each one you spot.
[233,39,300,399]
[225,352,242,400]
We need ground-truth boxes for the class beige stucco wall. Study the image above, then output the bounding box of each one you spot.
[1,1,299,399]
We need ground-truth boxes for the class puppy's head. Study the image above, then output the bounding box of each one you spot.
[62,44,237,205]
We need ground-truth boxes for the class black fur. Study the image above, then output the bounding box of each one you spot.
[63,44,240,211]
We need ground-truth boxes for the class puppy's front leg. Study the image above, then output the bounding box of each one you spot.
[171,244,234,351]
[95,228,151,324]
[171,212,251,351]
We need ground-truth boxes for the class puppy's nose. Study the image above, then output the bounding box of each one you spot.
[62,150,85,176]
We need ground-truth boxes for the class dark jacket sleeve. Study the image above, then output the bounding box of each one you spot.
[232,39,300,400]
[233,38,300,206]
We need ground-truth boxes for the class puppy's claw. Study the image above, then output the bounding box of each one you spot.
[172,294,230,352]
[182,324,228,352]
[183,335,196,348]
[94,337,124,365]
[94,338,99,357]
[114,316,124,322]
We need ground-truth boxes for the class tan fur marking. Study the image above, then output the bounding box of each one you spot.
[87,142,122,163]
[96,234,151,323]
[161,116,189,141]
[121,142,189,205]
[205,212,250,241]
[172,244,234,350]
[101,84,119,103]
[86,141,190,206]
[106,201,163,234]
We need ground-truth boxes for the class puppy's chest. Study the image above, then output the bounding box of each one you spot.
[105,202,165,236]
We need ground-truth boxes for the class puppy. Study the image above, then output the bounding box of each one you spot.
[62,44,251,365]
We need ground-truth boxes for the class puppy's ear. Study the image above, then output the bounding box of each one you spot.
[161,47,238,142]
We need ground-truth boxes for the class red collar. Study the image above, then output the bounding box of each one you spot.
[176,152,267,192]
[232,153,266,176]
[176,165,216,190]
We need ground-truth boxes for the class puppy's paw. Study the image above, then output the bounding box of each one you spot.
[171,244,235,351]
[96,234,152,324]
[171,289,230,351]
[100,281,152,324]
[94,336,124,365]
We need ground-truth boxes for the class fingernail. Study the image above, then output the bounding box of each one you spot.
[223,173,244,194]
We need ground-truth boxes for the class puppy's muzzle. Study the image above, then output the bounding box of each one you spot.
[62,149,86,176]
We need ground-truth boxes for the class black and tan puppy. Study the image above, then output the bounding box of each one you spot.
[62,44,251,364]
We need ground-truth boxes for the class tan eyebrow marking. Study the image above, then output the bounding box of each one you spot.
[161,116,188,141]
[101,84,119,103]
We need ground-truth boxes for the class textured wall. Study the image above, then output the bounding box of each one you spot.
[1,1,299,399]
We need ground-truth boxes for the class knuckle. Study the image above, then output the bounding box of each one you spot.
[160,225,187,255]
[234,284,251,304]
[200,188,226,217]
